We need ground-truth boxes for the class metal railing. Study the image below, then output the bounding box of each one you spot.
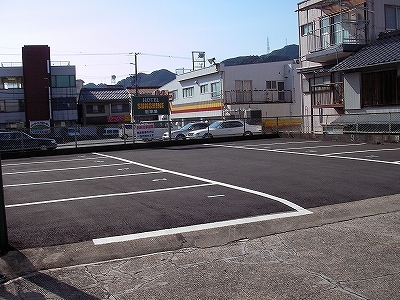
[224,90,292,104]
[1,112,400,152]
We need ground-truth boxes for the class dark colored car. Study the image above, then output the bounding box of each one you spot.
[0,131,57,152]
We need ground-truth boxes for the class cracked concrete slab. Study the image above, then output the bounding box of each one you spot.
[0,196,399,299]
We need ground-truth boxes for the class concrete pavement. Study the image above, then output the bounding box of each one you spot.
[0,195,399,300]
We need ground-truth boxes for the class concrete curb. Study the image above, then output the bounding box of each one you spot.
[1,194,398,283]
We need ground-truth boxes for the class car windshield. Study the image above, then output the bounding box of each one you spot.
[209,121,223,129]
[179,123,194,131]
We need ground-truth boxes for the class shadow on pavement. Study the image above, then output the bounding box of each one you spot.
[0,247,100,300]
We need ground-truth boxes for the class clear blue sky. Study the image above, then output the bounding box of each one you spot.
[0,0,300,84]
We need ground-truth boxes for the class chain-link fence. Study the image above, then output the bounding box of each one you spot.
[1,112,400,152]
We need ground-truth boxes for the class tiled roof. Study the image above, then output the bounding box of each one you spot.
[330,30,400,72]
[78,87,131,103]
[126,87,160,95]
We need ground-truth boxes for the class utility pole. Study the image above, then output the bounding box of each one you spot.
[0,156,9,255]
[135,53,138,96]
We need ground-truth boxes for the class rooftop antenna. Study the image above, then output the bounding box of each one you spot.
[111,75,116,85]
[267,36,270,54]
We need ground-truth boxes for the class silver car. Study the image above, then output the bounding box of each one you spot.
[186,120,262,139]
[162,122,209,140]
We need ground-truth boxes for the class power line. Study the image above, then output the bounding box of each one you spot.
[136,53,191,60]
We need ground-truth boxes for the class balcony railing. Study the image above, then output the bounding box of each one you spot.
[224,90,292,104]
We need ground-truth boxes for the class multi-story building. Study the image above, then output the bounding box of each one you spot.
[78,86,131,125]
[0,45,78,131]
[297,0,400,133]
[160,60,301,129]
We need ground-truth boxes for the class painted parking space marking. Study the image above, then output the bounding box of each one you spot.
[3,171,164,187]
[274,143,365,151]
[91,152,312,245]
[323,147,400,156]
[209,144,400,165]
[93,211,307,245]
[0,156,99,167]
[2,162,132,175]
[5,183,214,208]
[208,194,225,198]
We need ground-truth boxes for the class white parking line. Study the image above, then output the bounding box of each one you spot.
[93,211,308,245]
[5,183,214,208]
[91,152,312,245]
[3,171,164,187]
[3,162,133,175]
[323,147,400,156]
[210,144,400,165]
[1,156,98,167]
[274,143,365,151]
[93,152,310,213]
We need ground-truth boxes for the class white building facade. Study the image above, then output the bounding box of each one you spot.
[297,0,400,133]
[160,60,301,128]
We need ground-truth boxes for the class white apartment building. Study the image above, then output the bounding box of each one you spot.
[160,60,301,129]
[297,0,400,133]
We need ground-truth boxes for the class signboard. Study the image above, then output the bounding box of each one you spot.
[135,123,155,140]
[30,120,51,134]
[132,96,169,116]
[107,115,131,123]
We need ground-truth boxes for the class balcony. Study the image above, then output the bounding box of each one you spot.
[224,90,292,105]
[300,0,369,63]
[311,82,344,108]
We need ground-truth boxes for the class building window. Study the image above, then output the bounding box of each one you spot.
[0,99,24,112]
[200,84,208,94]
[183,87,194,98]
[52,97,77,110]
[172,90,178,101]
[361,69,399,107]
[1,77,23,89]
[385,5,400,30]
[266,81,277,90]
[111,103,129,113]
[301,23,313,36]
[51,75,76,88]
[320,17,331,48]
[211,82,221,98]
[86,104,105,114]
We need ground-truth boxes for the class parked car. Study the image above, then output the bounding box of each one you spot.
[162,122,209,140]
[0,131,57,151]
[186,120,262,139]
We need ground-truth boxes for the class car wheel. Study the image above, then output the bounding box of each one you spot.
[203,133,213,138]
[244,131,253,136]
[40,145,47,150]
[176,134,185,140]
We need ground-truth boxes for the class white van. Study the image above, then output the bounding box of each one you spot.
[103,127,119,138]
[119,121,175,141]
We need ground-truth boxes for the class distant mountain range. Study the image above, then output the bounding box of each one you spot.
[84,44,299,88]
[222,44,299,66]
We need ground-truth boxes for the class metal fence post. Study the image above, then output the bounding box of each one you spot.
[0,155,9,255]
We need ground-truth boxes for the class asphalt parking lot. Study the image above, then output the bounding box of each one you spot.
[1,138,400,250]
[0,137,399,299]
